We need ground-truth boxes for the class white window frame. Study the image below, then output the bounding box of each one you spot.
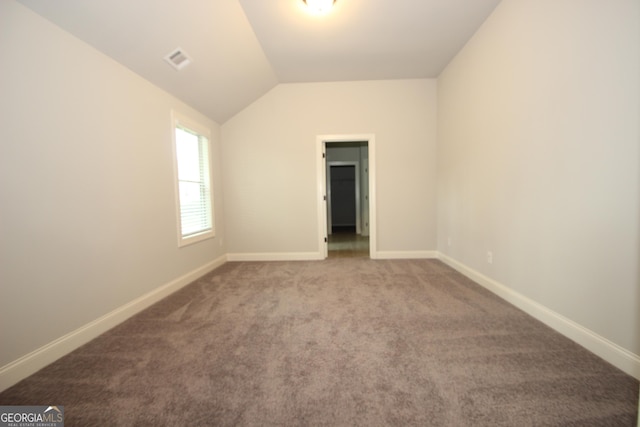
[171,110,215,247]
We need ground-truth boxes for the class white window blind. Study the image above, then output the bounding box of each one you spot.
[172,111,214,246]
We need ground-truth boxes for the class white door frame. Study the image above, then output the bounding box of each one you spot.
[327,161,360,234]
[317,134,377,259]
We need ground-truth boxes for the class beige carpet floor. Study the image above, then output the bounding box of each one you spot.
[1,259,638,426]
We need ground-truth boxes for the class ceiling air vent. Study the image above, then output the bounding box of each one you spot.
[164,48,191,71]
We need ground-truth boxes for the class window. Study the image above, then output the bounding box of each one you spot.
[171,111,214,246]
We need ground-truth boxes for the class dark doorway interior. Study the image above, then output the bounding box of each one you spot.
[330,165,356,232]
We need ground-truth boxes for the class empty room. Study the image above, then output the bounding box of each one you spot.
[0,0,638,425]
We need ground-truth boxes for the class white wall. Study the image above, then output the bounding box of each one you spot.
[221,80,437,257]
[0,1,226,372]
[438,0,639,361]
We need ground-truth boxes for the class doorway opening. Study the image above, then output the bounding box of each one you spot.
[316,135,376,259]
[327,161,367,258]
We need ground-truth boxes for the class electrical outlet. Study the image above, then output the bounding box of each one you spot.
[447,237,452,247]
[487,251,493,264]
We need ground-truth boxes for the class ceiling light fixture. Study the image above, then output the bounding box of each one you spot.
[303,0,336,14]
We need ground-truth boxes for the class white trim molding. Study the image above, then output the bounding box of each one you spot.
[227,252,324,262]
[0,255,227,392]
[375,250,439,260]
[438,252,640,380]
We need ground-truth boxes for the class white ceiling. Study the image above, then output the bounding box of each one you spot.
[17,0,501,123]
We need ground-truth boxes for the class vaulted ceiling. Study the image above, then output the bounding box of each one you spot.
[17,0,501,123]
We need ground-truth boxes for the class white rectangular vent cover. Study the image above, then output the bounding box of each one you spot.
[164,48,191,71]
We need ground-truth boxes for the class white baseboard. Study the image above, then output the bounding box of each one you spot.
[375,250,438,260]
[4,252,637,394]
[227,252,324,261]
[0,255,227,392]
[226,251,438,261]
[437,253,640,380]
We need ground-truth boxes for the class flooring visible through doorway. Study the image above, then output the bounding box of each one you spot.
[328,226,369,258]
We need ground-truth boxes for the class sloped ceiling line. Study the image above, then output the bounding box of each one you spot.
[17,0,501,123]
